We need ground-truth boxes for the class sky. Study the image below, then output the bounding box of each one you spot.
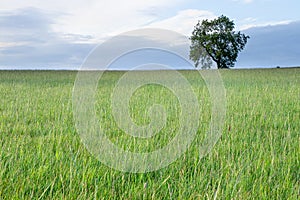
[0,0,300,69]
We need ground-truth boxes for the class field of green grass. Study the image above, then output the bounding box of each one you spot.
[0,69,299,199]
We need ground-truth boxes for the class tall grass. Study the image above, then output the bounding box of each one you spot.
[0,69,299,199]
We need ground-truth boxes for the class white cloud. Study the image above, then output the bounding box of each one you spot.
[0,42,29,48]
[239,20,293,30]
[0,8,95,69]
[0,0,183,40]
[146,9,216,36]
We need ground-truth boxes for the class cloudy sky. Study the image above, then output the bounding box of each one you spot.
[0,0,299,69]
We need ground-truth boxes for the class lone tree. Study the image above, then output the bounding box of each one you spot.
[190,15,250,69]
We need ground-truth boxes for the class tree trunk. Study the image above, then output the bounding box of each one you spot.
[217,61,221,69]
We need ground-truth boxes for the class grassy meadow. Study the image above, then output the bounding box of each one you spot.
[0,69,299,199]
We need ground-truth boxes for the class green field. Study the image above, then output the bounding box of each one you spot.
[0,69,299,199]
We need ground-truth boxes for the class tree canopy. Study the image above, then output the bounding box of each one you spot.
[190,15,250,69]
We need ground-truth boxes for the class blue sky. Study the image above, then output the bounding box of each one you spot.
[0,0,300,69]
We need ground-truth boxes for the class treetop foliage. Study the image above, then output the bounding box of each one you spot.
[190,15,250,69]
